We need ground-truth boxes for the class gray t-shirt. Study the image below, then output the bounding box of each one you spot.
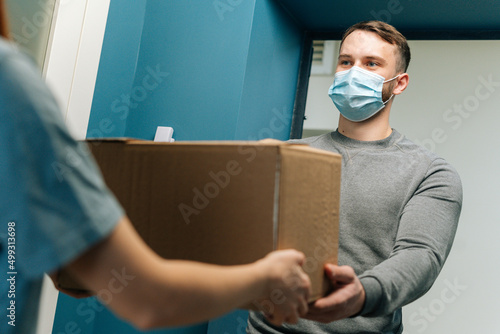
[248,129,462,334]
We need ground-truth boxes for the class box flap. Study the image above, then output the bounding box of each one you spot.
[276,145,341,300]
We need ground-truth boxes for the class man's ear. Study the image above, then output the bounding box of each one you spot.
[393,73,409,95]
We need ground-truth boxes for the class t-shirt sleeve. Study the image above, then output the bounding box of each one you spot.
[358,157,463,316]
[0,43,124,279]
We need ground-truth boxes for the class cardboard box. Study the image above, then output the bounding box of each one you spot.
[59,139,341,303]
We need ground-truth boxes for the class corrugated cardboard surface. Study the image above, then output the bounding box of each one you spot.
[278,145,341,300]
[60,140,340,302]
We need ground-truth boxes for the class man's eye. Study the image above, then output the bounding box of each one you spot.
[340,60,350,66]
[367,62,377,67]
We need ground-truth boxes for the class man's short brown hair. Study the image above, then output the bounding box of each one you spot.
[341,20,411,73]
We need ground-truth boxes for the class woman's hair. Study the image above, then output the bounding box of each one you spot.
[0,0,10,39]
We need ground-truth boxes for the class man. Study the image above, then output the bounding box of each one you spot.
[248,20,462,334]
[0,2,311,333]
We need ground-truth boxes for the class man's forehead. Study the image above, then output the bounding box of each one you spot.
[340,30,397,59]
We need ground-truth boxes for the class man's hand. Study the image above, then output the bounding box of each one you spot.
[304,264,365,323]
[255,249,311,326]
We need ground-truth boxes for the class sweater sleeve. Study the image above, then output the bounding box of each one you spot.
[358,157,463,316]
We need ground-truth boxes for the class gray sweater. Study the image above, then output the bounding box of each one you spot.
[248,129,462,334]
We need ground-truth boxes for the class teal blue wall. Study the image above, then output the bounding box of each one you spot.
[55,0,303,333]
[124,0,254,140]
[86,0,146,139]
[87,0,302,142]
[52,294,207,334]
[123,0,301,141]
[234,0,302,140]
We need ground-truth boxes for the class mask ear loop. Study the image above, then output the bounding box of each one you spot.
[381,73,402,104]
[383,73,401,84]
[382,94,395,105]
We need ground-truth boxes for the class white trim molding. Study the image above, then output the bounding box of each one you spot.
[36,1,111,333]
[44,0,111,140]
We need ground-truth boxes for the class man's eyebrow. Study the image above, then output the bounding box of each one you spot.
[365,56,387,64]
[338,54,387,62]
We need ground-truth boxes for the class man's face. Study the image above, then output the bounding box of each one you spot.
[337,30,400,101]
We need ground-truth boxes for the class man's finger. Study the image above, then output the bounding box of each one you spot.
[325,264,356,283]
[308,286,353,311]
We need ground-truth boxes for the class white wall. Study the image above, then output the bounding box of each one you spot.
[304,40,500,333]
[5,0,56,69]
[6,0,109,139]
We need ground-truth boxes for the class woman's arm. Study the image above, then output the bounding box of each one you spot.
[55,216,311,329]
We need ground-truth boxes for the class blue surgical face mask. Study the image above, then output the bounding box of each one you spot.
[328,66,400,122]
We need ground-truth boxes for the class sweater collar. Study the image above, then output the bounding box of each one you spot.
[330,128,403,149]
